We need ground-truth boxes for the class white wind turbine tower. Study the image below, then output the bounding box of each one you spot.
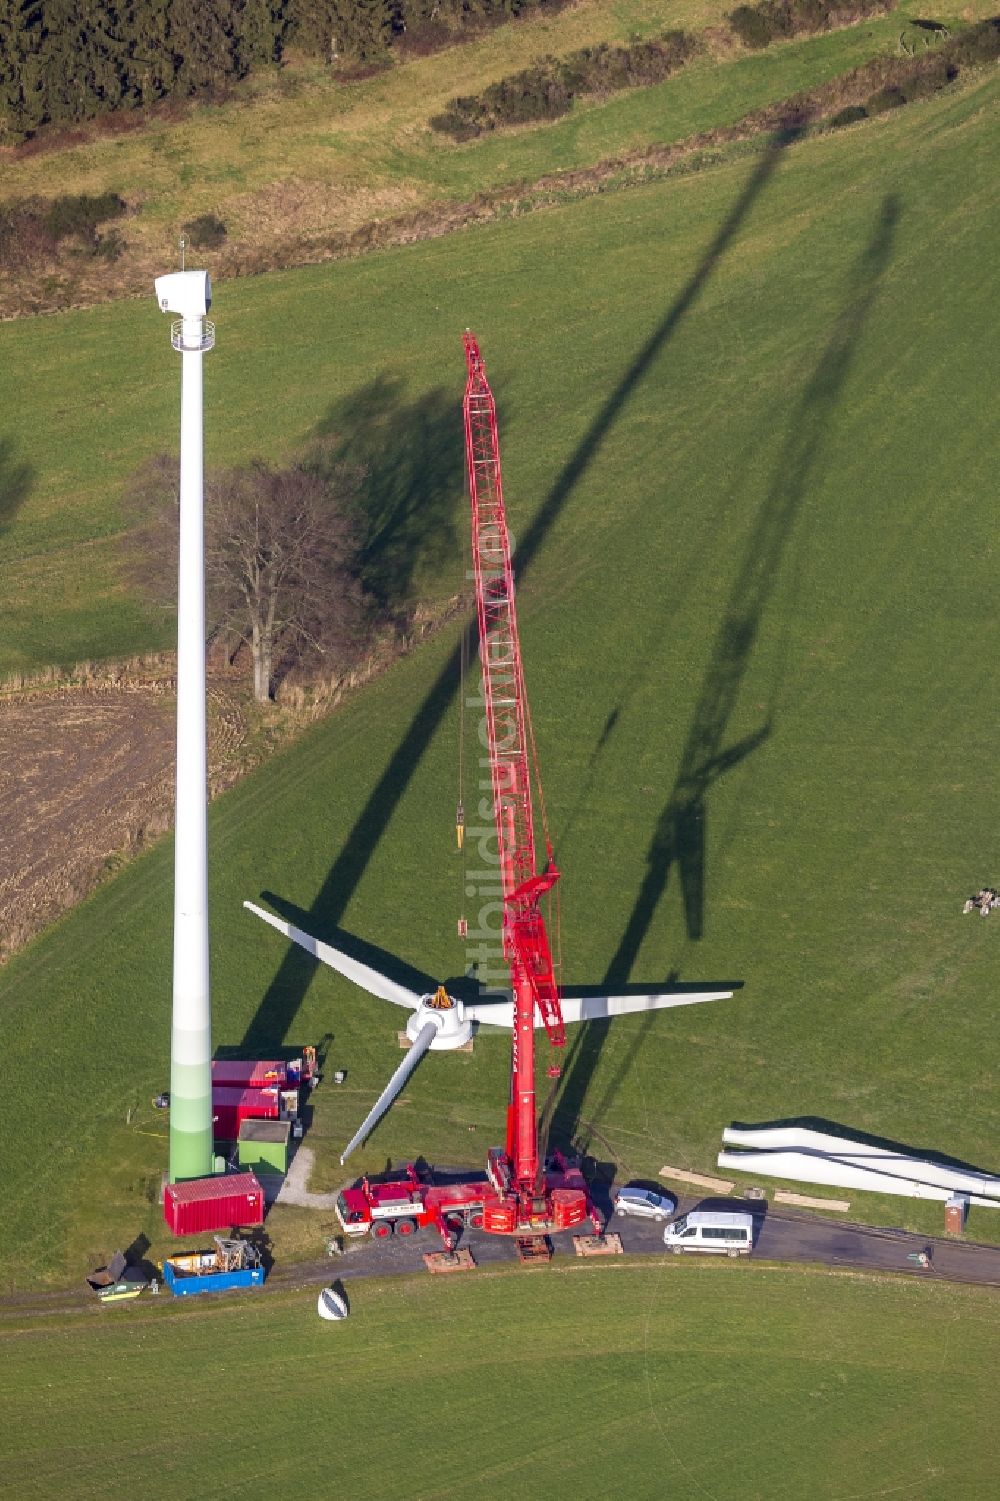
[154,269,216,1183]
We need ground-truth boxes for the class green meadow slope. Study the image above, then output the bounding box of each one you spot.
[0,0,989,329]
[1,75,999,1287]
[1,1264,996,1500]
[0,9,995,665]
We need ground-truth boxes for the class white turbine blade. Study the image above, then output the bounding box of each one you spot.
[244,901,422,1011]
[559,989,734,1022]
[462,999,515,1027]
[717,1149,1000,1209]
[340,1020,438,1164]
[721,1126,1000,1201]
[464,987,734,1028]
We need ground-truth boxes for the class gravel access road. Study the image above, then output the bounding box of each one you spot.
[268,1192,1000,1293]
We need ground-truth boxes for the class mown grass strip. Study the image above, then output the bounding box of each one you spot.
[0,1265,997,1498]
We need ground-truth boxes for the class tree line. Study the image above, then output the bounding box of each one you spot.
[0,0,566,141]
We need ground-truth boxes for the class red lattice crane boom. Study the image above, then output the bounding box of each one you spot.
[463,331,565,1201]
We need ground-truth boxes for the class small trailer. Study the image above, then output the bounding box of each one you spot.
[87,1250,152,1303]
[162,1236,265,1297]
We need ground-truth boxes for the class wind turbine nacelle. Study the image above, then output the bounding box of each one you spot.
[406,992,473,1051]
[155,270,212,318]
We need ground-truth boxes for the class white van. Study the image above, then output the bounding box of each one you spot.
[662,1210,754,1257]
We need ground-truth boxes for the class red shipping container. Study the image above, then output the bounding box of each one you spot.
[163,1172,265,1235]
[212,1059,287,1089]
[212,1085,280,1141]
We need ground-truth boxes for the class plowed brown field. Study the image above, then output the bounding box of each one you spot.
[0,685,245,960]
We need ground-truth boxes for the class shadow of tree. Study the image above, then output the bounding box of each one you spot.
[311,375,466,615]
[549,194,901,1156]
[0,438,32,540]
[242,126,805,1054]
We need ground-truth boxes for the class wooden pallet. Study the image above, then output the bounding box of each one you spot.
[774,1190,850,1212]
[659,1164,734,1193]
[399,1031,473,1053]
[573,1233,623,1257]
[423,1249,477,1274]
[515,1236,553,1265]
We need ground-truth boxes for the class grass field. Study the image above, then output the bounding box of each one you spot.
[3,28,1000,1501]
[0,7,995,666]
[1,68,999,1288]
[1,1262,996,1499]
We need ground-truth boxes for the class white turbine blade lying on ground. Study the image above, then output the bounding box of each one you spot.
[717,1149,1000,1208]
[722,1125,1000,1200]
[244,901,422,1011]
[340,1020,439,1164]
[465,987,735,1028]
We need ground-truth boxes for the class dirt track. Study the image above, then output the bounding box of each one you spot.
[0,684,246,960]
[5,1195,999,1326]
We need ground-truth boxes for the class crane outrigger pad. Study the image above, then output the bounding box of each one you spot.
[573,1233,623,1256]
[515,1236,553,1264]
[424,1249,478,1274]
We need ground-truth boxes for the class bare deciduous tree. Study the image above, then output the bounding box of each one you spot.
[124,453,366,702]
[206,460,365,701]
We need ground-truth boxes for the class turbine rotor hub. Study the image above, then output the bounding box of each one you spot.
[406,991,472,1050]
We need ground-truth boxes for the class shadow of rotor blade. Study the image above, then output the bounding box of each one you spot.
[0,438,32,536]
[516,125,803,577]
[243,129,802,1052]
[607,724,770,978]
[552,193,900,1149]
[609,192,900,979]
[257,891,438,997]
[240,637,472,1050]
[340,1019,438,1164]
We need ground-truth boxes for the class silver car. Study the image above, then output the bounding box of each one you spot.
[613,1186,678,1221]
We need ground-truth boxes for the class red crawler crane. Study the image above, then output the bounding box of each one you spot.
[462,332,571,1219]
[244,334,737,1250]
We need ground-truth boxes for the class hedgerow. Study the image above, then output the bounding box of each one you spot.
[822,19,1000,129]
[431,29,699,139]
[728,0,894,52]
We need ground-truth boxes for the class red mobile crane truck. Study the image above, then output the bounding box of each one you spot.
[246,335,736,1251]
[330,334,595,1249]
